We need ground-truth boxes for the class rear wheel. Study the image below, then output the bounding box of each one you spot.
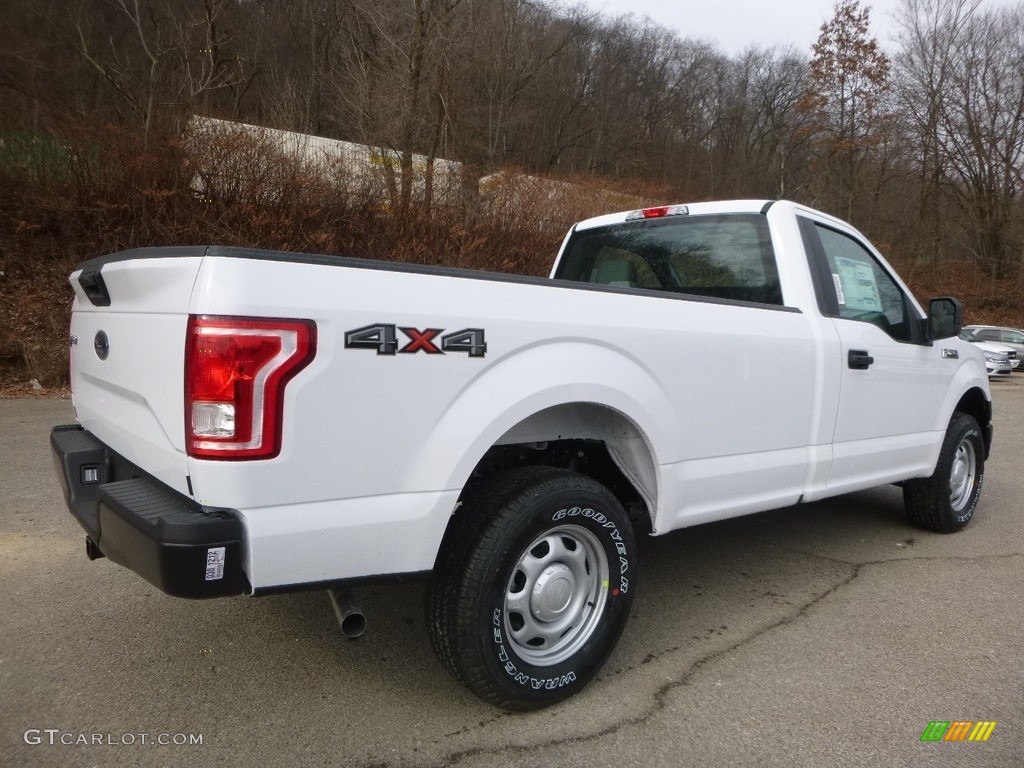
[427,466,636,710]
[904,412,985,533]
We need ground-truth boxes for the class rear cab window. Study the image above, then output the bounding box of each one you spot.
[554,214,784,306]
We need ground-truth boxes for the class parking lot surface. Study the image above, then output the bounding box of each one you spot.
[2,379,1022,767]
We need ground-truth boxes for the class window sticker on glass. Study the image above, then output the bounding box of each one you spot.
[834,256,882,312]
[832,273,846,305]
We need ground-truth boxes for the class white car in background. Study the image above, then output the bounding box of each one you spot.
[960,330,1016,377]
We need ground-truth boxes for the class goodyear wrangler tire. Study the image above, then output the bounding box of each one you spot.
[903,412,985,534]
[427,466,636,710]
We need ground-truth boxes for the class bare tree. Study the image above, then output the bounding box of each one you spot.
[708,46,810,198]
[73,0,252,135]
[895,0,978,259]
[896,0,1024,279]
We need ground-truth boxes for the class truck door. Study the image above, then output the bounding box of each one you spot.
[797,216,951,493]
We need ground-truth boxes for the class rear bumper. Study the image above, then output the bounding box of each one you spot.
[50,424,247,598]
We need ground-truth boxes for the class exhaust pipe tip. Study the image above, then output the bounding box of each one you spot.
[328,589,366,639]
[340,611,367,639]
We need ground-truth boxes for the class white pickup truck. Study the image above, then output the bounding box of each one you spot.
[51,199,992,709]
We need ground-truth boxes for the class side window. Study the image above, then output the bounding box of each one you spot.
[813,224,912,342]
[976,329,999,342]
[1002,330,1024,345]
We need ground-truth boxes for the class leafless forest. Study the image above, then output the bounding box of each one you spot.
[1,0,1023,386]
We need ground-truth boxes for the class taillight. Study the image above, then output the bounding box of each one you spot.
[186,315,316,460]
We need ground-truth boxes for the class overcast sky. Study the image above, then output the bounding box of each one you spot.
[578,0,910,55]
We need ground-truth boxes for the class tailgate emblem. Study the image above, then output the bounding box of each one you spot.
[94,331,110,360]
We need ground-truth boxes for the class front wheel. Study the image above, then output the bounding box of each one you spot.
[904,412,985,533]
[427,466,636,710]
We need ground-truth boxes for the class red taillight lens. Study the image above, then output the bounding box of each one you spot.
[642,206,671,218]
[186,315,316,460]
[625,204,690,221]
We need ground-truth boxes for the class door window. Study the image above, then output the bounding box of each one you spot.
[812,224,913,342]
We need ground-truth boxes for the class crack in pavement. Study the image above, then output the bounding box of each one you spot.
[422,550,1023,768]
[733,529,1024,570]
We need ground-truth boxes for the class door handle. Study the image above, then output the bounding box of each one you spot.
[848,349,874,370]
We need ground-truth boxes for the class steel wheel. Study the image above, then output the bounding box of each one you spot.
[949,437,977,512]
[503,525,609,666]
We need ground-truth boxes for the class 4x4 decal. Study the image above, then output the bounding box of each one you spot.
[345,323,487,357]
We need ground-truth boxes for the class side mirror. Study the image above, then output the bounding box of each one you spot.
[928,297,963,340]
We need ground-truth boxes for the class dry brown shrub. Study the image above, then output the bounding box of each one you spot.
[1,119,654,386]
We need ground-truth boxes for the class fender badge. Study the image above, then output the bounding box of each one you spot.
[941,349,959,359]
[94,331,110,360]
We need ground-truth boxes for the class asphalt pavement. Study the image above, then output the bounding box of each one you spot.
[1,380,1021,767]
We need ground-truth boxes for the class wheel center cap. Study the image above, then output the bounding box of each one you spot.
[532,564,576,622]
[952,461,967,488]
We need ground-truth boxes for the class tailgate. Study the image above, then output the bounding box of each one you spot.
[69,248,207,496]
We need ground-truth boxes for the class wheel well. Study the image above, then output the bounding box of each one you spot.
[955,387,992,458]
[460,403,657,532]
[467,438,647,523]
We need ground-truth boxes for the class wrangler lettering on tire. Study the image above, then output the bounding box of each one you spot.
[427,466,636,710]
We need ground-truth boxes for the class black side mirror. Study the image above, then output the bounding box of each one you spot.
[928,297,963,340]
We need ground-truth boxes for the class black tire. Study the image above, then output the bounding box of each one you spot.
[903,412,985,533]
[427,466,636,710]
